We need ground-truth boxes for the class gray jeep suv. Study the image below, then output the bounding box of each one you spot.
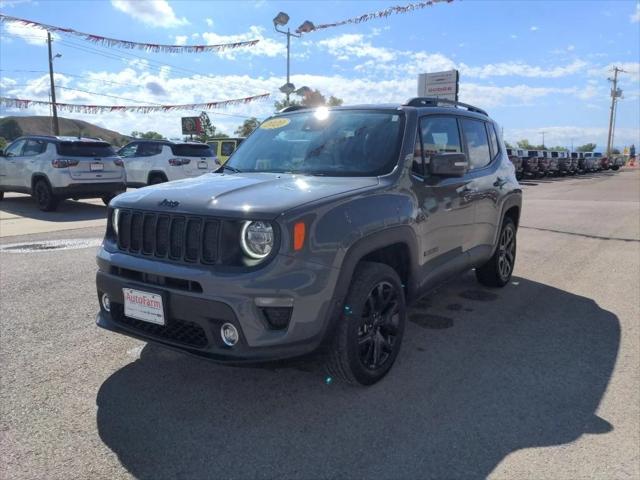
[96,98,522,385]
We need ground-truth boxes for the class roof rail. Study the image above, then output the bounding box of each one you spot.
[278,105,309,113]
[403,97,488,117]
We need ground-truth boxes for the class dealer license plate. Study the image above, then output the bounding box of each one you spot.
[123,288,165,325]
[90,162,104,171]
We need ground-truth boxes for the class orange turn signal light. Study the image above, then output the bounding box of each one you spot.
[293,222,306,251]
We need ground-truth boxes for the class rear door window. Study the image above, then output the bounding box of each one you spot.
[208,141,219,154]
[171,144,213,157]
[461,119,491,169]
[23,139,47,156]
[57,142,115,157]
[138,143,162,156]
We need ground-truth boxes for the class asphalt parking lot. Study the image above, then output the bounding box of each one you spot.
[1,169,639,480]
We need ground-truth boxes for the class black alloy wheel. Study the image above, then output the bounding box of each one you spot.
[357,281,401,371]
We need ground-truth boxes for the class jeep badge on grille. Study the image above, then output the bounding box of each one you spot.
[159,199,179,208]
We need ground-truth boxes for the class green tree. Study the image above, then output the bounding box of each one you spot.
[131,130,165,140]
[504,141,514,149]
[516,139,544,150]
[549,146,568,152]
[0,137,7,150]
[576,143,597,152]
[274,89,344,111]
[0,119,23,141]
[235,117,259,137]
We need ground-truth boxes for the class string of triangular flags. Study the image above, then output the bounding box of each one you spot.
[0,14,259,53]
[0,94,270,114]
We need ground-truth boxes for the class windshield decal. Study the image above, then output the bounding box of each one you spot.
[260,118,291,130]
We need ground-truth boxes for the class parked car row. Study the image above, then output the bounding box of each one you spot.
[506,148,624,180]
[0,135,244,211]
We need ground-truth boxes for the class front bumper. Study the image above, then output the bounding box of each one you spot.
[95,248,340,363]
[53,182,126,198]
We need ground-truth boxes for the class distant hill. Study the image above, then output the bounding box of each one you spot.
[0,116,130,146]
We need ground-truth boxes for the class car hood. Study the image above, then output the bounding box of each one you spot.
[112,172,379,219]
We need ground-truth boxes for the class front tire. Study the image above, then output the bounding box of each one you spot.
[325,262,406,386]
[101,192,123,206]
[476,217,517,287]
[33,179,59,212]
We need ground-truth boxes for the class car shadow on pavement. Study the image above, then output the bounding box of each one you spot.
[96,273,620,480]
[0,195,106,221]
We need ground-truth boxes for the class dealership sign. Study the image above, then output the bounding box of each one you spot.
[181,117,203,135]
[417,70,459,102]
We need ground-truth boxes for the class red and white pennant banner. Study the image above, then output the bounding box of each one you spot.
[297,0,454,33]
[0,94,270,114]
[0,14,259,53]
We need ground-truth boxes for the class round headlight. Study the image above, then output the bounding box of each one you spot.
[240,221,274,259]
[112,208,120,236]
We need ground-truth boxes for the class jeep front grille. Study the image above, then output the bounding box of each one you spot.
[116,209,220,264]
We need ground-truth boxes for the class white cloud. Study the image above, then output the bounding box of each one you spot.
[318,34,396,63]
[510,34,518,39]
[631,3,640,23]
[111,0,188,28]
[530,26,539,31]
[174,35,188,45]
[201,26,284,58]
[459,60,588,79]
[567,45,575,51]
[205,18,214,27]
[2,21,52,46]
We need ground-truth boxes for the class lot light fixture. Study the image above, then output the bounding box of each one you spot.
[273,11,310,106]
[273,12,290,27]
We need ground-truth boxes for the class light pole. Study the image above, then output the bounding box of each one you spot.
[541,131,546,149]
[273,12,314,106]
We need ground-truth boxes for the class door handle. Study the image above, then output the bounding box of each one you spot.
[493,177,507,188]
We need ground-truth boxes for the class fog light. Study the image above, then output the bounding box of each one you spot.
[221,323,239,346]
[101,293,111,312]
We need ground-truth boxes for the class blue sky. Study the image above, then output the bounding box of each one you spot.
[1,0,639,150]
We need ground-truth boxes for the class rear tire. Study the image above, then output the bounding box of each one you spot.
[476,217,517,288]
[325,262,406,386]
[33,179,59,212]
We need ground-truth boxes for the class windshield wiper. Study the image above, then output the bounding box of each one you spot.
[217,164,242,173]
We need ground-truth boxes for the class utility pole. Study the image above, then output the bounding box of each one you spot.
[47,31,60,136]
[541,131,546,149]
[606,66,624,157]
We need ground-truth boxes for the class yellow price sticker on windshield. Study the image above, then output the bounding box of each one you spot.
[260,118,290,129]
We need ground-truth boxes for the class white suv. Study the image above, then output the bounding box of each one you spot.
[117,140,218,187]
[0,136,126,211]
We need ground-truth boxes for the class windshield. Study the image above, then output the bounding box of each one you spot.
[226,109,405,176]
[56,141,115,157]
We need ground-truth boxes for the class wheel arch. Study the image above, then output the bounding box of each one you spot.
[31,173,52,193]
[147,170,168,184]
[334,226,420,306]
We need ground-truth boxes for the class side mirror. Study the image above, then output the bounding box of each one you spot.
[429,152,468,177]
